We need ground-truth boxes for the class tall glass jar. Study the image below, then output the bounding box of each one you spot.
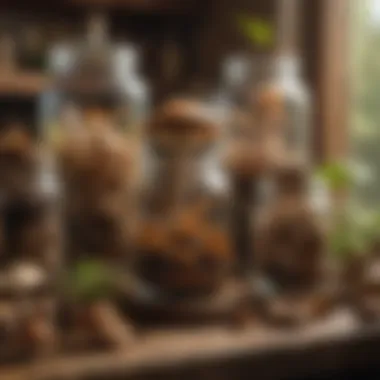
[136,98,233,300]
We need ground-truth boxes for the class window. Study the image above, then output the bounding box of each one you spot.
[351,0,380,206]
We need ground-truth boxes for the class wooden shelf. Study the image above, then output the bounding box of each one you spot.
[0,72,48,98]
[2,311,380,380]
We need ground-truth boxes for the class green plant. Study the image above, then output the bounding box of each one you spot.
[327,204,380,261]
[316,162,355,192]
[64,259,117,303]
[236,15,274,50]
[329,218,367,261]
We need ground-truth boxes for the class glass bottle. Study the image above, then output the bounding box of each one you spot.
[44,12,149,144]
[271,53,312,164]
[56,120,137,348]
[274,0,312,164]
[256,158,324,293]
[225,62,282,276]
[136,98,233,300]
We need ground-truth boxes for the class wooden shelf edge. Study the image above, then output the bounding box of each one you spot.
[0,71,48,97]
[2,311,380,380]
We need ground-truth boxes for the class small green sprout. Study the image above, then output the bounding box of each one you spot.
[237,15,275,49]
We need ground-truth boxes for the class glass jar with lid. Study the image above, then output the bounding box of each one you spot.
[42,12,149,145]
[135,98,233,300]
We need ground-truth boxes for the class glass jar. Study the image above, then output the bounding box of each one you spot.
[55,104,137,350]
[256,158,324,294]
[225,70,285,276]
[136,98,233,300]
[57,125,135,264]
[42,13,149,145]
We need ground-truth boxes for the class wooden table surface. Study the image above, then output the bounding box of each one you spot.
[1,310,380,380]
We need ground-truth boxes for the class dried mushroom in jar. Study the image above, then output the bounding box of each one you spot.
[256,159,324,292]
[137,97,232,298]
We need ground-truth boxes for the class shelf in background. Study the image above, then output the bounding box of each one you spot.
[0,72,48,97]
[64,0,201,13]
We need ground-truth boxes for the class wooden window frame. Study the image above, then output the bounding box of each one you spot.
[308,0,350,162]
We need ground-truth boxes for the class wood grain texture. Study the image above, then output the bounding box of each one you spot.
[318,0,350,161]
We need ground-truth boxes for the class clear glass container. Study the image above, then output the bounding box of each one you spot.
[136,98,233,299]
[267,53,312,164]
[55,90,137,350]
[57,125,135,264]
[223,56,280,275]
[256,158,324,293]
[42,13,149,144]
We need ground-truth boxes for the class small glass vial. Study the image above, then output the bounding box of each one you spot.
[136,98,233,299]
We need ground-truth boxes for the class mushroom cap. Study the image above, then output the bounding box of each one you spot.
[225,142,275,178]
[147,98,219,152]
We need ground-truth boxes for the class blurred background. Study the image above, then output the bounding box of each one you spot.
[0,0,345,157]
[2,1,380,379]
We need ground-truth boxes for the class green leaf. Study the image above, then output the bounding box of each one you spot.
[316,162,355,192]
[64,259,116,303]
[327,204,380,261]
[237,15,274,49]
